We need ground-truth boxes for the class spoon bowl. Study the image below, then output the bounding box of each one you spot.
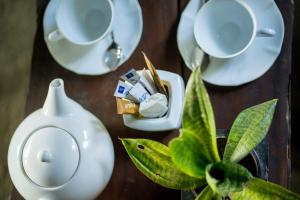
[104,33,123,70]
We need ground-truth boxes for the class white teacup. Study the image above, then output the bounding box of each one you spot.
[194,0,276,59]
[48,0,114,46]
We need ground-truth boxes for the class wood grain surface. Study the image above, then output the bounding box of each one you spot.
[11,0,294,199]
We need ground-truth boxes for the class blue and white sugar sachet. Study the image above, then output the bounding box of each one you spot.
[114,68,169,118]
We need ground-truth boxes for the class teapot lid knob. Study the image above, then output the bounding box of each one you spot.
[38,150,52,163]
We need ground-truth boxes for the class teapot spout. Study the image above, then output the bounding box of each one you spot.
[43,79,80,116]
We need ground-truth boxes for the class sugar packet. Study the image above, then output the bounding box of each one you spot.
[120,68,140,85]
[116,98,139,115]
[142,52,168,96]
[128,82,150,103]
[139,93,168,118]
[113,80,132,98]
[139,68,158,95]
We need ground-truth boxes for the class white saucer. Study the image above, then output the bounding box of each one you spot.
[177,0,284,86]
[43,0,143,75]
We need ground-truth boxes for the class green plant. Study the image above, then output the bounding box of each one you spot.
[121,66,300,200]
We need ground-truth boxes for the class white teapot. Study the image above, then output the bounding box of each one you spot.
[8,79,114,200]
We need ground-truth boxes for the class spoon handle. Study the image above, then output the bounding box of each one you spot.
[111,32,115,41]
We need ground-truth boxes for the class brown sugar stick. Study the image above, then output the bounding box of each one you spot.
[116,98,139,115]
[142,52,168,96]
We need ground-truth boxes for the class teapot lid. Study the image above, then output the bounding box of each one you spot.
[22,127,79,187]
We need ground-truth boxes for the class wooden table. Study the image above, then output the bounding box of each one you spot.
[12,0,294,199]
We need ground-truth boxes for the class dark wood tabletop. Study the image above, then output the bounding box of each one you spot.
[12,0,294,199]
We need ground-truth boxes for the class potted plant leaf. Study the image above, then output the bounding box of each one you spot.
[121,66,300,199]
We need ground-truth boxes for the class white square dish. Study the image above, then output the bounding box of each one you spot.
[123,70,185,132]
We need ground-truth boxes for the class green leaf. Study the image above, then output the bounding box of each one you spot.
[182,66,220,162]
[230,178,300,200]
[223,99,277,163]
[121,138,205,190]
[169,67,221,178]
[169,129,213,178]
[196,186,221,200]
[205,162,252,197]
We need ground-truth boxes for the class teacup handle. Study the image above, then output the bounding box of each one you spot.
[256,28,276,37]
[48,29,64,41]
